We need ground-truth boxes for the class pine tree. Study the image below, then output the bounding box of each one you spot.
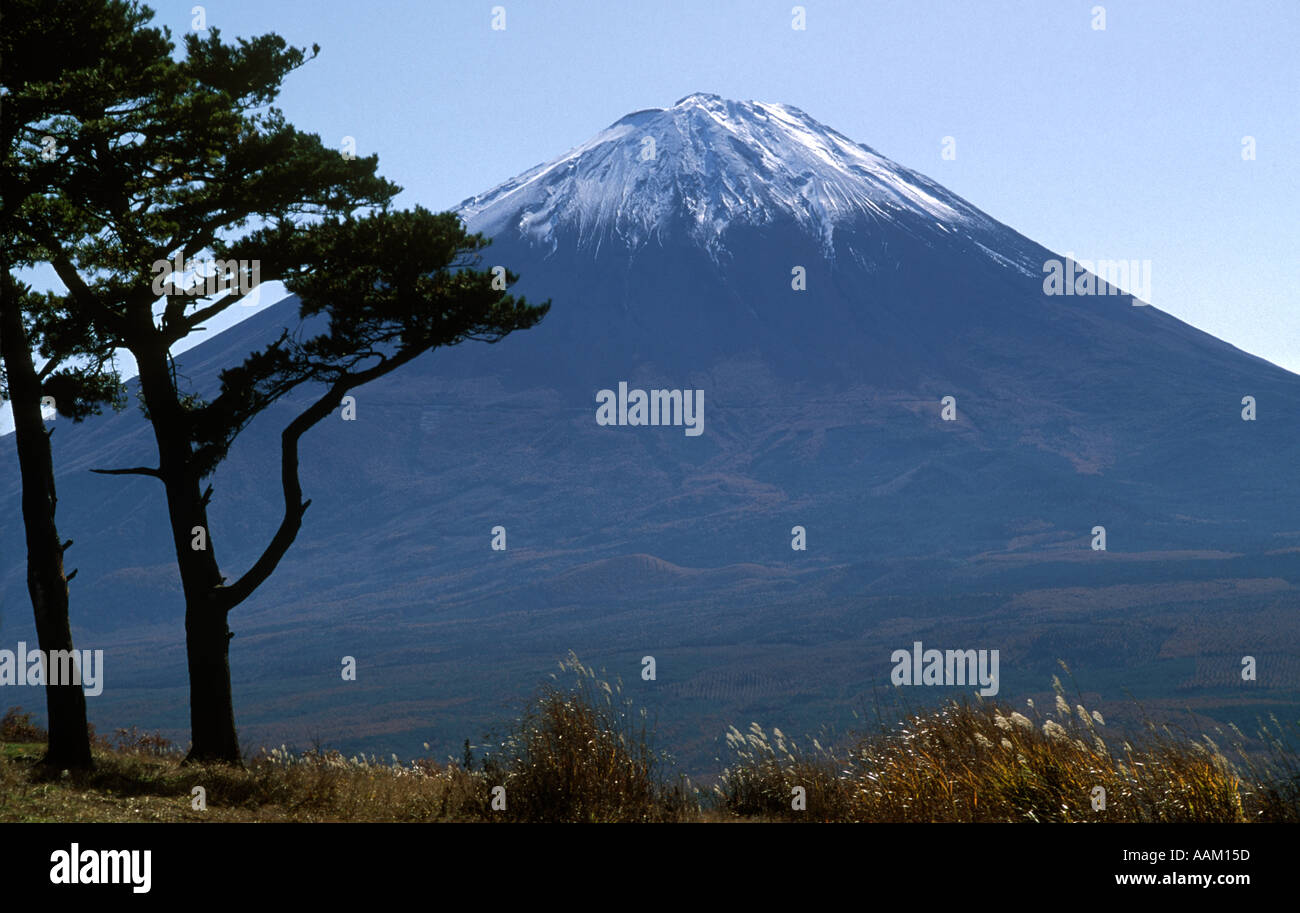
[11,4,549,762]
[0,0,172,770]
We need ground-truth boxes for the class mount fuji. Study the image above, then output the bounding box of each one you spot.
[2,94,1297,770]
[460,93,1034,261]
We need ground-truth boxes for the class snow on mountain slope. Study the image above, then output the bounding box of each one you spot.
[457,93,1032,268]
[3,94,1298,771]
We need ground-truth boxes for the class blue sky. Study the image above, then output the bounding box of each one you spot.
[16,0,1300,387]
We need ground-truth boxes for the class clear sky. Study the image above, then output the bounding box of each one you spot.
[11,0,1299,419]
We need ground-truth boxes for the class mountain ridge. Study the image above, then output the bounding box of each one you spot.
[456,92,1039,271]
[1,94,1296,772]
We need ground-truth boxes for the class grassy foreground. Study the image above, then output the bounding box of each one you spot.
[3,656,1297,823]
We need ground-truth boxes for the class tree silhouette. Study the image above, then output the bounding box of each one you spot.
[15,6,549,761]
[1,0,173,769]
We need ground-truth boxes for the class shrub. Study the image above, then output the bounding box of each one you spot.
[0,707,47,743]
[479,652,696,822]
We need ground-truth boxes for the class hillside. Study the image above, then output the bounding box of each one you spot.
[1,95,1297,771]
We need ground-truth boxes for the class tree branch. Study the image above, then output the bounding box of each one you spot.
[35,356,65,384]
[89,465,163,479]
[33,237,129,340]
[213,346,424,613]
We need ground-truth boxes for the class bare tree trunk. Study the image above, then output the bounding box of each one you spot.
[133,338,242,764]
[0,281,94,770]
[184,600,239,762]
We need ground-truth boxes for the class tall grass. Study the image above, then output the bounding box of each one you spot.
[3,658,1296,822]
[477,652,695,822]
[1228,713,1300,822]
[715,672,1293,822]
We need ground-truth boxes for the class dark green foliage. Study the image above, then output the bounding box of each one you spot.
[188,207,547,477]
[0,277,123,419]
[0,0,164,772]
[4,0,551,761]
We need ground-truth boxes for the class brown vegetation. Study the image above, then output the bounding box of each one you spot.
[2,659,1296,823]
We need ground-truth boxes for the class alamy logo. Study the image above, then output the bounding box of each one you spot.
[596,382,704,437]
[151,249,260,297]
[50,844,151,893]
[891,641,999,696]
[1042,252,1150,305]
[0,642,104,696]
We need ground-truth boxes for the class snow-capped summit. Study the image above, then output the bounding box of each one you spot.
[457,93,1015,258]
[9,90,1300,775]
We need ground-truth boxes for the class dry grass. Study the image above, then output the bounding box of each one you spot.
[0,655,689,823]
[476,652,696,822]
[1,707,48,743]
[715,668,1298,822]
[0,738,487,823]
[2,660,1296,823]
[0,716,488,822]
